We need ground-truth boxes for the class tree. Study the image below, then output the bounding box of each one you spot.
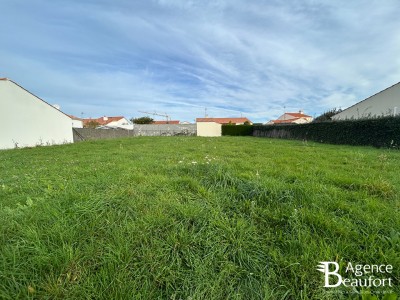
[131,116,154,124]
[84,120,100,128]
[313,108,343,122]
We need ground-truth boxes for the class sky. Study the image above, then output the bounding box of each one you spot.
[1,0,400,123]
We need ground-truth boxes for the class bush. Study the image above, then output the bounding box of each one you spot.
[131,116,154,124]
[84,120,100,128]
[222,125,254,136]
[313,107,342,122]
[253,116,400,148]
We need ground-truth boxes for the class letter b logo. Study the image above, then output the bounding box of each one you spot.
[317,262,342,287]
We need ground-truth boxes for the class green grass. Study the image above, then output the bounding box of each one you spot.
[0,137,399,299]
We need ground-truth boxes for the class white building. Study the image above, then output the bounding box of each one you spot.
[267,111,313,124]
[333,82,400,120]
[82,116,133,129]
[196,121,222,137]
[0,78,74,149]
[68,115,84,128]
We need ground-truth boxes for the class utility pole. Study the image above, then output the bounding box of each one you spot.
[283,106,286,121]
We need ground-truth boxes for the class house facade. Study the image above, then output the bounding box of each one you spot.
[332,82,400,120]
[0,78,74,149]
[82,116,132,129]
[267,111,313,124]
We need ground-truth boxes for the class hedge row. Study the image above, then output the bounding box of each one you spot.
[252,116,400,148]
[222,125,254,136]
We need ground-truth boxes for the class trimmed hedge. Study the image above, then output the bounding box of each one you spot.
[253,116,400,148]
[222,125,254,136]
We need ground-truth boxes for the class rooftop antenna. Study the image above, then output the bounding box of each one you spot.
[205,107,208,118]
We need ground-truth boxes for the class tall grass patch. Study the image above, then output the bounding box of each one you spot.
[0,137,399,299]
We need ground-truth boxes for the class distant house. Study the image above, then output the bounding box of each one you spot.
[82,116,132,129]
[196,117,252,125]
[0,78,74,149]
[267,111,313,125]
[153,120,180,124]
[332,82,400,120]
[195,117,252,137]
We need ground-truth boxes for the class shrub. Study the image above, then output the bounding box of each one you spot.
[131,116,154,124]
[253,116,400,148]
[222,125,254,136]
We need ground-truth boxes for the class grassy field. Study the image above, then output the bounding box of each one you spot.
[0,137,399,299]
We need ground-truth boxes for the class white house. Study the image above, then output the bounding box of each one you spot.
[0,78,74,149]
[333,82,400,120]
[82,116,132,129]
[267,111,313,124]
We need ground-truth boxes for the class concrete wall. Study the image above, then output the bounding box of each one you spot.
[134,124,196,136]
[73,128,135,141]
[333,82,400,120]
[197,122,222,137]
[73,124,196,142]
[0,79,74,149]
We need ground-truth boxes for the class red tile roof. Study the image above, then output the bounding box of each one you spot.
[67,115,83,121]
[82,116,125,126]
[286,112,311,118]
[153,120,180,124]
[0,78,9,81]
[196,117,252,124]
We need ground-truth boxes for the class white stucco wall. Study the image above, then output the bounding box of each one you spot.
[333,82,400,120]
[0,79,74,149]
[197,122,222,137]
[72,119,83,128]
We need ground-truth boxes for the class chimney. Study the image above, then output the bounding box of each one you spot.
[299,110,304,115]
[103,116,108,121]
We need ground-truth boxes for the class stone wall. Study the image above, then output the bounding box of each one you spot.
[73,124,196,142]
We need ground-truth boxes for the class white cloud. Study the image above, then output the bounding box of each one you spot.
[1,0,400,122]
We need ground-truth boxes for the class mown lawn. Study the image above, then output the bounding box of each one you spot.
[0,137,399,299]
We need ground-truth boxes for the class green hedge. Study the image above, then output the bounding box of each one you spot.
[253,116,400,148]
[222,125,254,136]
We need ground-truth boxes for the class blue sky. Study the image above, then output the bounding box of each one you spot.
[1,0,400,123]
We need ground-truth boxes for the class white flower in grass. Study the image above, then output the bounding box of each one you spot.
[178,161,183,163]
[192,161,197,164]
